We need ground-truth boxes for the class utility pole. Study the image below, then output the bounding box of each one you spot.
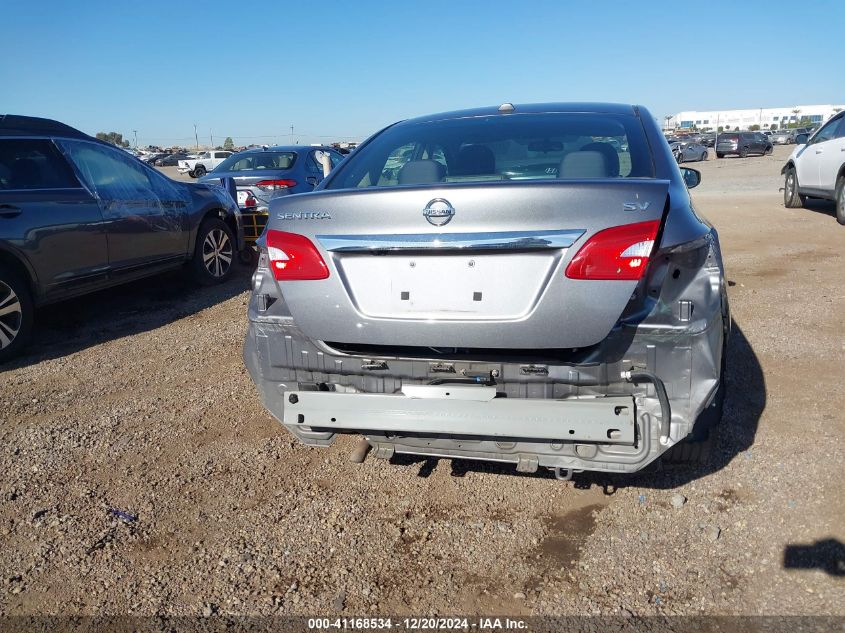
[210,129,214,148]
[290,125,294,143]
[194,123,199,150]
[132,130,138,148]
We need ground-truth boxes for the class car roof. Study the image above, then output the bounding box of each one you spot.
[398,102,640,126]
[0,114,92,139]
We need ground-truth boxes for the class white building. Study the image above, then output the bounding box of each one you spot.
[665,104,844,131]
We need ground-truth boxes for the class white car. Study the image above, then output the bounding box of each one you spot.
[177,150,233,178]
[782,111,845,224]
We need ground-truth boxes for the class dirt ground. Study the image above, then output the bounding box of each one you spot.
[1,146,843,618]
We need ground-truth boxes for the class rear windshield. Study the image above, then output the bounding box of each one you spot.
[214,151,296,172]
[720,134,740,140]
[325,112,654,190]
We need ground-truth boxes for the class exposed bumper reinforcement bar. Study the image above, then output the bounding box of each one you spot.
[282,389,636,444]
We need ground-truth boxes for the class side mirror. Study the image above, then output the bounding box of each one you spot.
[795,133,810,145]
[681,167,701,189]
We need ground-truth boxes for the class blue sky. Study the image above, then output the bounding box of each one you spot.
[2,0,842,146]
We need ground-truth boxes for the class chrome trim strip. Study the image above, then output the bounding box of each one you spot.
[317,229,584,252]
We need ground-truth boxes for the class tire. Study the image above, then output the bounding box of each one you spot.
[187,171,195,178]
[662,435,713,465]
[765,145,773,156]
[716,152,725,159]
[835,176,845,226]
[193,165,206,178]
[700,150,708,162]
[739,147,748,158]
[783,166,805,208]
[0,266,34,363]
[191,218,235,285]
[238,247,258,267]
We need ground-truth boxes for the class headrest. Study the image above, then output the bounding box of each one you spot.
[580,142,620,177]
[558,151,609,179]
[452,145,495,176]
[398,159,445,185]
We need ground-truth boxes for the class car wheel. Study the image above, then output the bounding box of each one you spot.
[701,150,708,161]
[0,266,34,363]
[192,218,235,285]
[238,247,258,267]
[194,165,206,178]
[187,171,195,178]
[663,365,725,466]
[716,152,725,159]
[835,176,845,226]
[739,147,748,158]
[783,166,806,208]
[765,145,773,156]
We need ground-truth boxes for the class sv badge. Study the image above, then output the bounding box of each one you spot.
[623,201,650,211]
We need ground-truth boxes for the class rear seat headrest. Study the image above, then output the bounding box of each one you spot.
[398,159,445,185]
[558,151,609,179]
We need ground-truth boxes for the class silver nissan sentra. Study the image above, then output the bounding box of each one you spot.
[243,103,730,478]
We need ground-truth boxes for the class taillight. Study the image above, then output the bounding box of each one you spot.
[256,179,296,191]
[565,221,659,281]
[243,193,257,208]
[265,230,329,280]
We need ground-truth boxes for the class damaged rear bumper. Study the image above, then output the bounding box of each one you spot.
[242,232,728,475]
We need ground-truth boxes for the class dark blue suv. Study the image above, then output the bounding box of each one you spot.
[0,115,244,361]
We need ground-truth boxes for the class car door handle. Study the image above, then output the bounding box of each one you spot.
[0,204,22,218]
[815,149,823,154]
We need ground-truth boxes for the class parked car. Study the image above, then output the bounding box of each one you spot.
[771,129,794,145]
[177,150,233,178]
[782,111,845,224]
[144,152,169,165]
[155,152,190,167]
[198,146,345,208]
[700,133,717,147]
[0,114,245,361]
[243,102,729,477]
[670,140,709,163]
[716,132,772,158]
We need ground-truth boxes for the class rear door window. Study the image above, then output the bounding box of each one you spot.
[0,139,80,190]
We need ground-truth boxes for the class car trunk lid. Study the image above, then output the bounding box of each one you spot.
[266,180,669,349]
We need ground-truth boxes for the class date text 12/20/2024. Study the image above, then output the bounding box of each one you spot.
[308,617,528,630]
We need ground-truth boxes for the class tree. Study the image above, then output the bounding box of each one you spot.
[95,132,129,148]
[770,123,778,130]
[717,126,724,132]
[750,124,760,131]
[223,137,234,151]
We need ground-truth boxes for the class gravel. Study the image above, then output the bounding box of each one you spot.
[1,147,843,617]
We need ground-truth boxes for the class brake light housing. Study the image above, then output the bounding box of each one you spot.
[565,221,660,281]
[265,230,329,280]
[256,179,297,191]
